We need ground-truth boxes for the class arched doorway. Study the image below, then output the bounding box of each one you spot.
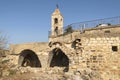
[18,49,41,67]
[48,48,69,72]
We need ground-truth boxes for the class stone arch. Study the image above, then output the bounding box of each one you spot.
[72,38,84,56]
[48,48,69,72]
[48,41,62,48]
[72,39,81,49]
[18,49,42,67]
[49,41,73,57]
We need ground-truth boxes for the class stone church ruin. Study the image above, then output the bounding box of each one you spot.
[8,7,120,80]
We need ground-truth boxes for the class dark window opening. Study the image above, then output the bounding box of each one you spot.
[112,46,118,52]
[54,27,58,35]
[54,18,58,24]
[18,49,42,67]
[48,48,69,72]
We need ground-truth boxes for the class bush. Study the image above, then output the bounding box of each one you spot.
[65,25,73,34]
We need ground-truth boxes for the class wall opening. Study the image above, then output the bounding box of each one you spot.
[48,48,69,72]
[54,27,58,35]
[54,18,58,24]
[18,49,42,67]
[72,39,81,49]
[112,46,118,52]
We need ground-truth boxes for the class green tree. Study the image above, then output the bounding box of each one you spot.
[65,25,73,34]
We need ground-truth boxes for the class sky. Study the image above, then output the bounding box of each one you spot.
[0,0,120,44]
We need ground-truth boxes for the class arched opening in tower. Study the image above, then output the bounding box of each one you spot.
[54,18,58,24]
[18,49,42,67]
[48,48,69,72]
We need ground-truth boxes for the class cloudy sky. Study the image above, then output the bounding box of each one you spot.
[0,0,120,44]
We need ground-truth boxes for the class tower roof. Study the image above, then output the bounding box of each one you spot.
[52,5,63,17]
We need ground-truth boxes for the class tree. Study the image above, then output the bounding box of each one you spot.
[64,25,73,34]
[0,32,8,50]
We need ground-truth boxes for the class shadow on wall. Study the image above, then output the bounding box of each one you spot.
[48,48,69,72]
[18,49,42,67]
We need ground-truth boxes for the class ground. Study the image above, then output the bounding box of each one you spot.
[1,72,64,80]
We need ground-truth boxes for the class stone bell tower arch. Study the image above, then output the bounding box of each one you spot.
[51,5,63,36]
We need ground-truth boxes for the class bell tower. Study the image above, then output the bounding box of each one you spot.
[51,5,63,36]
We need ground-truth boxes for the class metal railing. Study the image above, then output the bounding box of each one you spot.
[49,16,120,37]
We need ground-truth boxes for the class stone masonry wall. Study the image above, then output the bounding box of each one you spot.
[8,25,120,80]
[49,25,120,80]
[9,42,50,67]
[80,37,120,80]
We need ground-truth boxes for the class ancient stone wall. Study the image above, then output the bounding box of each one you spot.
[80,37,120,79]
[10,42,49,54]
[9,42,50,67]
[48,25,120,80]
[9,25,120,80]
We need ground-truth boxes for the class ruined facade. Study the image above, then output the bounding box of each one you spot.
[9,7,120,80]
